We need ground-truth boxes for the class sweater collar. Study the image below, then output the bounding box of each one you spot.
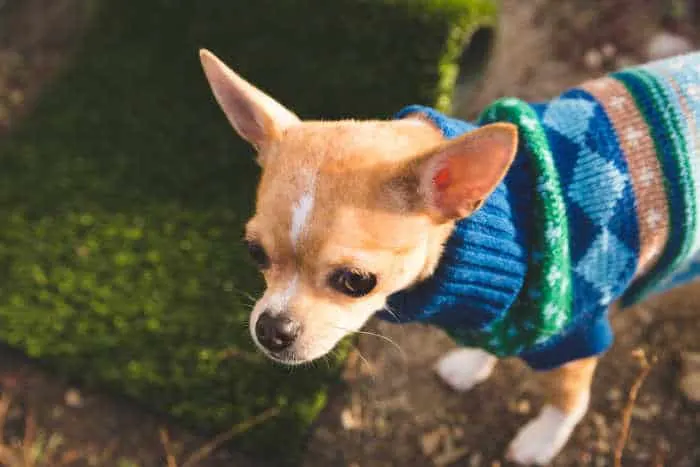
[380,106,530,332]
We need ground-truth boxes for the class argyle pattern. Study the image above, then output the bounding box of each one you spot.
[384,51,700,370]
[531,91,640,328]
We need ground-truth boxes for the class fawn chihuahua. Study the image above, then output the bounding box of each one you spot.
[199,48,700,464]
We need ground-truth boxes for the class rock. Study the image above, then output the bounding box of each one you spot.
[595,439,610,454]
[646,31,693,61]
[507,398,531,414]
[64,388,83,408]
[680,373,700,403]
[631,406,654,421]
[421,427,444,456]
[469,452,483,466]
[433,447,469,466]
[648,402,661,416]
[374,416,389,437]
[340,408,362,430]
[601,43,617,59]
[606,387,622,403]
[680,351,700,403]
[590,411,609,438]
[515,399,531,415]
[583,48,604,71]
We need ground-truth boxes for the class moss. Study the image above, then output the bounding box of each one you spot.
[0,0,497,463]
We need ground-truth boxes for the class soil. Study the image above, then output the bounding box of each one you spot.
[303,1,700,466]
[0,0,698,466]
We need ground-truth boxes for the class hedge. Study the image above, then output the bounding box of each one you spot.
[0,0,497,463]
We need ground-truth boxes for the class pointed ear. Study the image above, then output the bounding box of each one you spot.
[417,123,518,220]
[199,49,300,154]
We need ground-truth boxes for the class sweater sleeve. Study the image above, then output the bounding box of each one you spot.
[518,308,614,370]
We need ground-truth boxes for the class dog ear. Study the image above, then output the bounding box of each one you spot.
[199,49,300,156]
[416,123,518,221]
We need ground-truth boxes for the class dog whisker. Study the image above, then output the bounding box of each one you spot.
[351,345,377,377]
[327,324,406,361]
[230,287,258,305]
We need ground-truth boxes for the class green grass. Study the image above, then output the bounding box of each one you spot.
[0,0,497,463]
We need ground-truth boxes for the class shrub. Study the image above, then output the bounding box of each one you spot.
[0,0,497,463]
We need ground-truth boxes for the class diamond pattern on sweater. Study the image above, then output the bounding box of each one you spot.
[542,97,595,141]
[568,150,629,225]
[575,227,634,296]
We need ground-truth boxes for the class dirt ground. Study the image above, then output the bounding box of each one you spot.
[303,1,700,467]
[0,0,698,466]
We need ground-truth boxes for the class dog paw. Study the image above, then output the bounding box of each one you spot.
[434,348,497,392]
[506,405,580,465]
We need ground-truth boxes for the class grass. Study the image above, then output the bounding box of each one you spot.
[0,0,497,463]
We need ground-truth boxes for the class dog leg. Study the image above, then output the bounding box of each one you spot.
[434,347,498,392]
[506,356,599,465]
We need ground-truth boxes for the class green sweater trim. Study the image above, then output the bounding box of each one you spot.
[446,98,573,356]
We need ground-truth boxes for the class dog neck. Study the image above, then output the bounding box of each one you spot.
[381,107,532,331]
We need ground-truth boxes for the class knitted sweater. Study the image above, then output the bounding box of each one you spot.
[380,52,700,370]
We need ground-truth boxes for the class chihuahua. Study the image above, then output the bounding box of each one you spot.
[199,48,700,464]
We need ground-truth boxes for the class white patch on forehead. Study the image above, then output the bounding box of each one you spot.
[267,274,299,313]
[281,274,299,303]
[290,172,316,249]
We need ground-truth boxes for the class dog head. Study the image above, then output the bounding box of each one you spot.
[199,49,517,364]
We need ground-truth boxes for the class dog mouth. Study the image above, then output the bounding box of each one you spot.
[251,331,342,366]
[259,348,311,366]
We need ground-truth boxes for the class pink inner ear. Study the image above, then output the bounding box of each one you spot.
[433,166,451,192]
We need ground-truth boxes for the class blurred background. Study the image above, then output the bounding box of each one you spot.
[0,1,698,466]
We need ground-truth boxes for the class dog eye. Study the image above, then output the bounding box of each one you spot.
[244,240,270,269]
[328,268,377,297]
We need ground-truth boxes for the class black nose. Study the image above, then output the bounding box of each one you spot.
[255,311,300,352]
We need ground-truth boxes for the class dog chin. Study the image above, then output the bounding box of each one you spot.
[256,343,336,366]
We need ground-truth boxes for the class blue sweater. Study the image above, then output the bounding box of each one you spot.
[379,106,614,370]
[379,53,700,370]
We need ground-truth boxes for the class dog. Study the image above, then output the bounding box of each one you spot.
[199,48,700,464]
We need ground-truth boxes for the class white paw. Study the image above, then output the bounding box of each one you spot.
[434,348,497,392]
[506,403,586,465]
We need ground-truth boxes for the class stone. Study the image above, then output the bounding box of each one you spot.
[420,427,444,456]
[515,399,531,414]
[601,43,617,59]
[469,452,483,466]
[340,408,362,430]
[64,388,83,408]
[646,31,693,61]
[606,387,622,402]
[433,447,469,466]
[584,48,603,71]
[590,411,609,438]
[631,406,654,421]
[680,351,700,403]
